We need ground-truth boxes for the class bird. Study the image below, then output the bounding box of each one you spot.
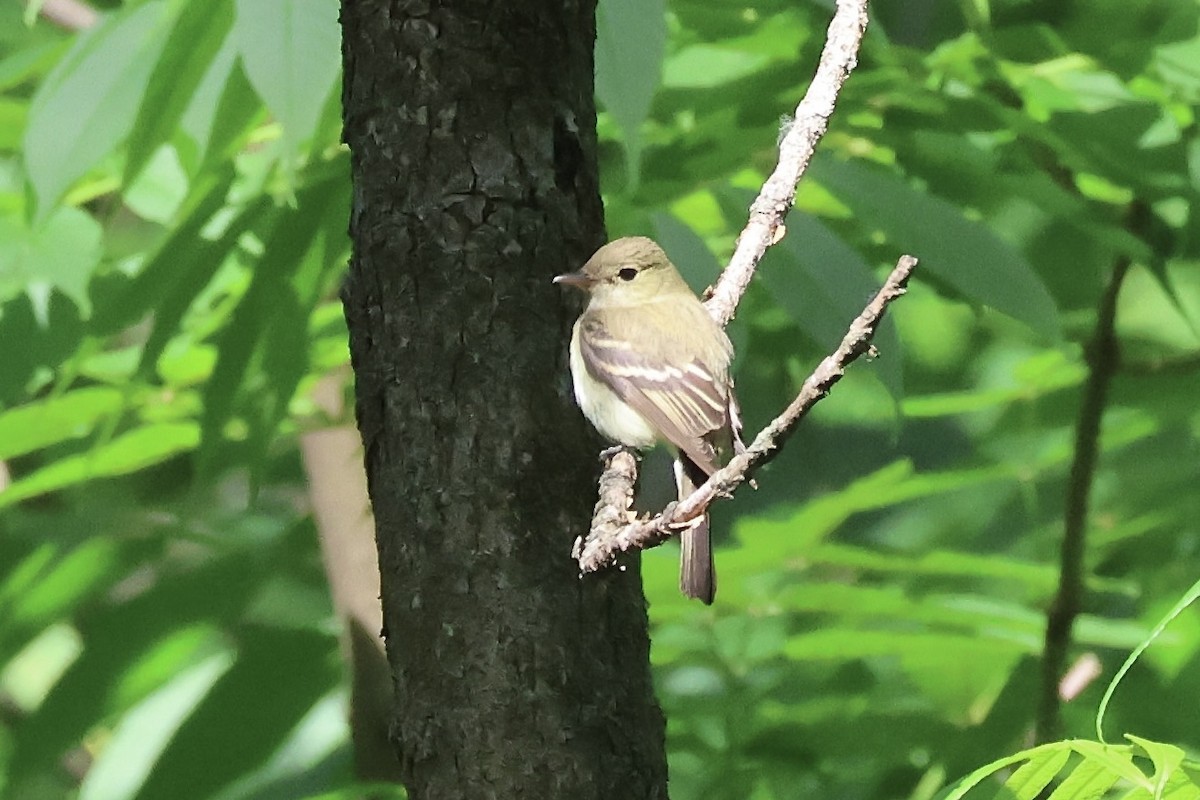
[554,236,742,603]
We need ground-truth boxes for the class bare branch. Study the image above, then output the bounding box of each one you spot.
[1034,201,1144,743]
[704,0,870,327]
[575,256,917,573]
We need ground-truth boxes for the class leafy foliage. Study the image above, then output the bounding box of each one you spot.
[1,0,1199,798]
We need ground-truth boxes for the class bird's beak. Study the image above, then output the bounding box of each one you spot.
[553,271,595,289]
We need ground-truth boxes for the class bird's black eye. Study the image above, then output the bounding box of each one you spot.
[617,267,638,281]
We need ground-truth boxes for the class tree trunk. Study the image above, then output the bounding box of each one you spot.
[339,2,668,798]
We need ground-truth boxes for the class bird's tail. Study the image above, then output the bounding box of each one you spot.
[675,457,715,604]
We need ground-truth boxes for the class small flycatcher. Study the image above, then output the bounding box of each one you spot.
[555,236,742,604]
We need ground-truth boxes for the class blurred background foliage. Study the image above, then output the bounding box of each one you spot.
[1,0,1199,798]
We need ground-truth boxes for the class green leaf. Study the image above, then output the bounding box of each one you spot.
[805,543,1063,590]
[943,743,1074,800]
[207,690,349,800]
[123,0,235,186]
[91,167,235,337]
[0,546,57,624]
[1046,756,1121,800]
[190,54,262,175]
[1071,742,1151,791]
[0,623,83,713]
[199,177,342,476]
[0,538,123,647]
[596,0,665,188]
[758,209,904,399]
[0,205,102,322]
[174,29,251,173]
[0,97,28,151]
[22,0,48,25]
[232,0,340,166]
[1156,765,1200,800]
[110,625,232,711]
[651,212,723,295]
[0,386,123,460]
[811,156,1061,340]
[1000,746,1072,800]
[1096,577,1200,742]
[0,40,66,93]
[1128,736,1186,788]
[733,459,1016,553]
[902,365,1087,418]
[1048,106,1189,197]
[123,146,190,224]
[133,628,339,800]
[23,1,177,217]
[78,650,236,800]
[663,45,769,89]
[1,544,279,789]
[0,423,200,509]
[0,295,86,404]
[135,193,271,379]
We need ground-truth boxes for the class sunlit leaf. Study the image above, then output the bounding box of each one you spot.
[124,0,234,186]
[78,650,236,800]
[0,622,82,713]
[91,167,235,337]
[1046,756,1121,800]
[232,0,339,169]
[663,46,770,89]
[0,205,102,322]
[134,628,339,799]
[1070,741,1151,791]
[1002,746,1072,800]
[23,1,177,217]
[0,387,123,460]
[943,742,1075,800]
[199,175,343,477]
[0,423,200,508]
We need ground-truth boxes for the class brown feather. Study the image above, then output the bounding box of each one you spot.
[577,307,733,474]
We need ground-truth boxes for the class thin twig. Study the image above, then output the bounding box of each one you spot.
[705,0,870,327]
[1034,203,1142,742]
[575,256,916,572]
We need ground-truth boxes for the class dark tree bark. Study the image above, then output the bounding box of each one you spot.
[339,2,667,798]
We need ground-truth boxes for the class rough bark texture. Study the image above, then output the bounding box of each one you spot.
[339,2,667,798]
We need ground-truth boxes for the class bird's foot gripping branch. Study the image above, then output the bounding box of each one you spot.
[572,255,919,576]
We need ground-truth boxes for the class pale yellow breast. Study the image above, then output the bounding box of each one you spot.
[570,322,657,448]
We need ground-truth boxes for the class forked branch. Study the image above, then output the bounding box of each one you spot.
[574,256,917,572]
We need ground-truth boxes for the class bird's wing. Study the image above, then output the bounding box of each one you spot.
[577,315,728,475]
